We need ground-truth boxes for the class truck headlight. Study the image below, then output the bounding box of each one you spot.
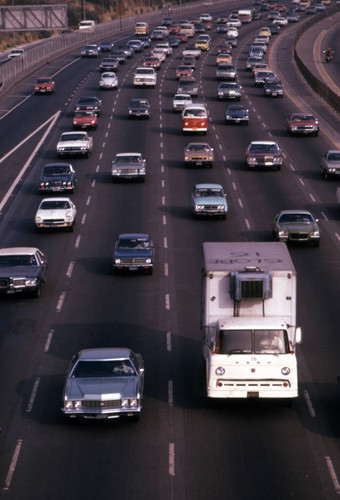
[145,258,152,264]
[215,366,225,376]
[115,258,121,264]
[281,367,290,375]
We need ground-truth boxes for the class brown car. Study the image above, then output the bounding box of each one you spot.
[34,77,55,94]
[184,142,214,167]
[286,113,319,136]
[216,52,232,65]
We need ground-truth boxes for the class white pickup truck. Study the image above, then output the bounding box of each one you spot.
[133,67,157,87]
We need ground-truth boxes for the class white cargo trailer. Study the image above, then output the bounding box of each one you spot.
[202,242,302,399]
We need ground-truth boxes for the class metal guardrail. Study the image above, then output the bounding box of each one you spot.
[294,5,340,114]
[0,0,248,94]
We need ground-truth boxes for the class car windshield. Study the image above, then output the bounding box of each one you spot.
[115,155,142,163]
[37,79,51,84]
[278,213,313,223]
[130,100,148,107]
[0,255,37,266]
[75,111,94,117]
[327,153,340,161]
[44,166,71,175]
[40,200,70,209]
[72,359,136,378]
[291,115,314,121]
[250,143,279,153]
[118,238,151,249]
[215,329,288,354]
[78,98,97,104]
[183,109,206,117]
[187,144,210,151]
[196,188,223,197]
[61,134,86,142]
[220,83,237,89]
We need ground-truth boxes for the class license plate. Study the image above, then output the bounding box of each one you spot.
[129,266,138,270]
[272,92,277,96]
[247,392,259,398]
[195,161,202,165]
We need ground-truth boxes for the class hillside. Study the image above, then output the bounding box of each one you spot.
[0,0,164,51]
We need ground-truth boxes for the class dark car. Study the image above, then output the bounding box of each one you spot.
[117,45,133,58]
[39,163,77,193]
[128,98,150,118]
[0,247,48,297]
[113,233,154,274]
[99,57,119,72]
[100,41,114,52]
[272,210,320,247]
[62,347,144,420]
[246,141,283,170]
[167,36,180,47]
[137,36,151,48]
[225,104,249,124]
[75,96,102,116]
[177,77,199,97]
[264,80,284,97]
[225,35,238,47]
[111,49,127,63]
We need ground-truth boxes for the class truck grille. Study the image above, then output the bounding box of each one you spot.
[120,258,148,264]
[217,379,291,388]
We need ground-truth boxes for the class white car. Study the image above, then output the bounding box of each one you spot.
[273,16,288,26]
[227,19,241,28]
[182,45,201,59]
[226,27,238,37]
[99,72,118,89]
[155,43,172,56]
[35,197,76,232]
[200,13,213,22]
[8,48,24,59]
[151,48,166,62]
[57,131,93,158]
[173,93,193,111]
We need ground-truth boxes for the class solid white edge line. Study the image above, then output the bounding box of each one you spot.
[0,111,61,213]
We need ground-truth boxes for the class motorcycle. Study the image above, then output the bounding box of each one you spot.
[324,51,333,63]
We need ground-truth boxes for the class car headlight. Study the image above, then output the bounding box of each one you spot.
[217,205,225,211]
[35,216,42,223]
[145,258,152,264]
[25,278,38,286]
[65,213,73,221]
[115,258,121,264]
[112,169,119,174]
[273,157,282,163]
[278,230,288,237]
[281,367,290,375]
[195,205,204,211]
[311,230,319,237]
[130,398,138,408]
[215,366,225,376]
[201,121,205,126]
[122,398,129,407]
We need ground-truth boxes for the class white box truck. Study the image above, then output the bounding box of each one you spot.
[202,242,302,399]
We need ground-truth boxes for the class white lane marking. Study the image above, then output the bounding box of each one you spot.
[161,179,165,188]
[56,292,66,312]
[163,236,168,249]
[75,235,81,248]
[168,380,173,405]
[163,215,167,225]
[245,218,251,230]
[165,294,170,310]
[304,390,316,417]
[309,193,316,202]
[232,182,237,191]
[169,443,175,476]
[91,178,96,186]
[4,439,23,490]
[321,211,328,222]
[81,213,86,225]
[66,261,74,279]
[86,196,91,206]
[335,233,340,242]
[238,198,243,208]
[44,329,54,352]
[26,377,40,413]
[162,196,165,205]
[164,262,168,276]
[299,178,305,186]
[325,456,340,494]
[166,331,172,352]
[0,111,61,213]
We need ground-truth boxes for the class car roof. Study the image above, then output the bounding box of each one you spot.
[40,197,71,203]
[116,152,142,156]
[0,247,41,255]
[77,347,134,361]
[250,140,278,145]
[278,209,313,215]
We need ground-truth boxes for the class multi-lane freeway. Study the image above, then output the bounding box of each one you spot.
[0,4,340,499]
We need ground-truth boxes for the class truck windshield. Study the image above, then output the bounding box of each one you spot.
[216,329,288,355]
